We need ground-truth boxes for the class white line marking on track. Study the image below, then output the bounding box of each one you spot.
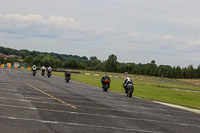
[0,103,199,128]
[0,96,197,116]
[0,115,164,133]
[154,101,200,114]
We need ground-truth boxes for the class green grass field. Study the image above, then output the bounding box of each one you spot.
[53,71,200,110]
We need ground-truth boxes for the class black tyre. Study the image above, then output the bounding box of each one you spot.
[66,77,70,83]
[103,84,108,92]
[128,91,132,97]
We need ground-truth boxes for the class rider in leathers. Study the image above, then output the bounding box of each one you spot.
[65,69,71,80]
[123,77,133,94]
[101,75,111,88]
[32,65,37,73]
[47,66,52,75]
[41,66,46,74]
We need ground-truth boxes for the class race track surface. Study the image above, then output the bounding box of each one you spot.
[0,68,199,133]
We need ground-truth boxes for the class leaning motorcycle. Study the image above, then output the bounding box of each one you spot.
[126,84,134,97]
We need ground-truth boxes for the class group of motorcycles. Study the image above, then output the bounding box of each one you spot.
[32,68,133,96]
[32,69,52,78]
[32,68,71,83]
[102,76,134,97]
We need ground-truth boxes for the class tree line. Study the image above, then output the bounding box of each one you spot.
[0,46,88,62]
[0,46,200,79]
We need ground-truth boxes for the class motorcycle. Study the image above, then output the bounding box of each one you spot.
[65,76,70,83]
[41,70,45,76]
[126,84,134,97]
[103,83,109,92]
[32,70,37,76]
[47,70,51,78]
[102,79,110,92]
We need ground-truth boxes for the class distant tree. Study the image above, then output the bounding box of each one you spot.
[90,60,101,67]
[24,55,34,66]
[170,66,177,78]
[68,59,79,69]
[197,65,200,78]
[18,51,26,58]
[30,50,40,57]
[55,59,63,69]
[95,62,105,71]
[144,65,150,75]
[131,65,140,74]
[32,57,41,66]
[176,66,182,78]
[78,62,88,69]
[149,60,158,76]
[8,49,18,55]
[41,58,51,67]
[186,65,195,79]
[90,56,97,60]
[104,54,118,72]
[151,60,156,64]
[0,57,5,64]
[0,46,13,55]
[182,67,187,79]
[158,65,164,77]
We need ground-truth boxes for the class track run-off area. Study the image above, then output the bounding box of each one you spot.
[0,68,200,133]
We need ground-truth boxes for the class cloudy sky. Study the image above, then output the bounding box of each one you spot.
[0,0,200,67]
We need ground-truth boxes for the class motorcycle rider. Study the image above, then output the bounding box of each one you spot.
[31,65,37,73]
[65,69,71,80]
[101,75,111,88]
[47,66,52,75]
[123,77,133,94]
[41,66,46,74]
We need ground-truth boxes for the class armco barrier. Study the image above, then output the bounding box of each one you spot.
[0,65,31,70]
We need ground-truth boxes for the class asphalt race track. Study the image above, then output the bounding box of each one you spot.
[0,68,200,133]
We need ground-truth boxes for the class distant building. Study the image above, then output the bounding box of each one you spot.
[0,53,22,59]
[0,53,9,58]
[9,55,22,59]
[2,55,9,58]
[14,62,25,67]
[16,56,22,59]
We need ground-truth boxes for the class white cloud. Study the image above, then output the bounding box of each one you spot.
[0,13,92,39]
[163,34,176,41]
[128,32,140,39]
[0,13,124,43]
[183,38,200,52]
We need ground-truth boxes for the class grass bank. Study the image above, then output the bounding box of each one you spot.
[53,71,200,110]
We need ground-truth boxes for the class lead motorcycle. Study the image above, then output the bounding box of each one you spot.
[32,69,37,76]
